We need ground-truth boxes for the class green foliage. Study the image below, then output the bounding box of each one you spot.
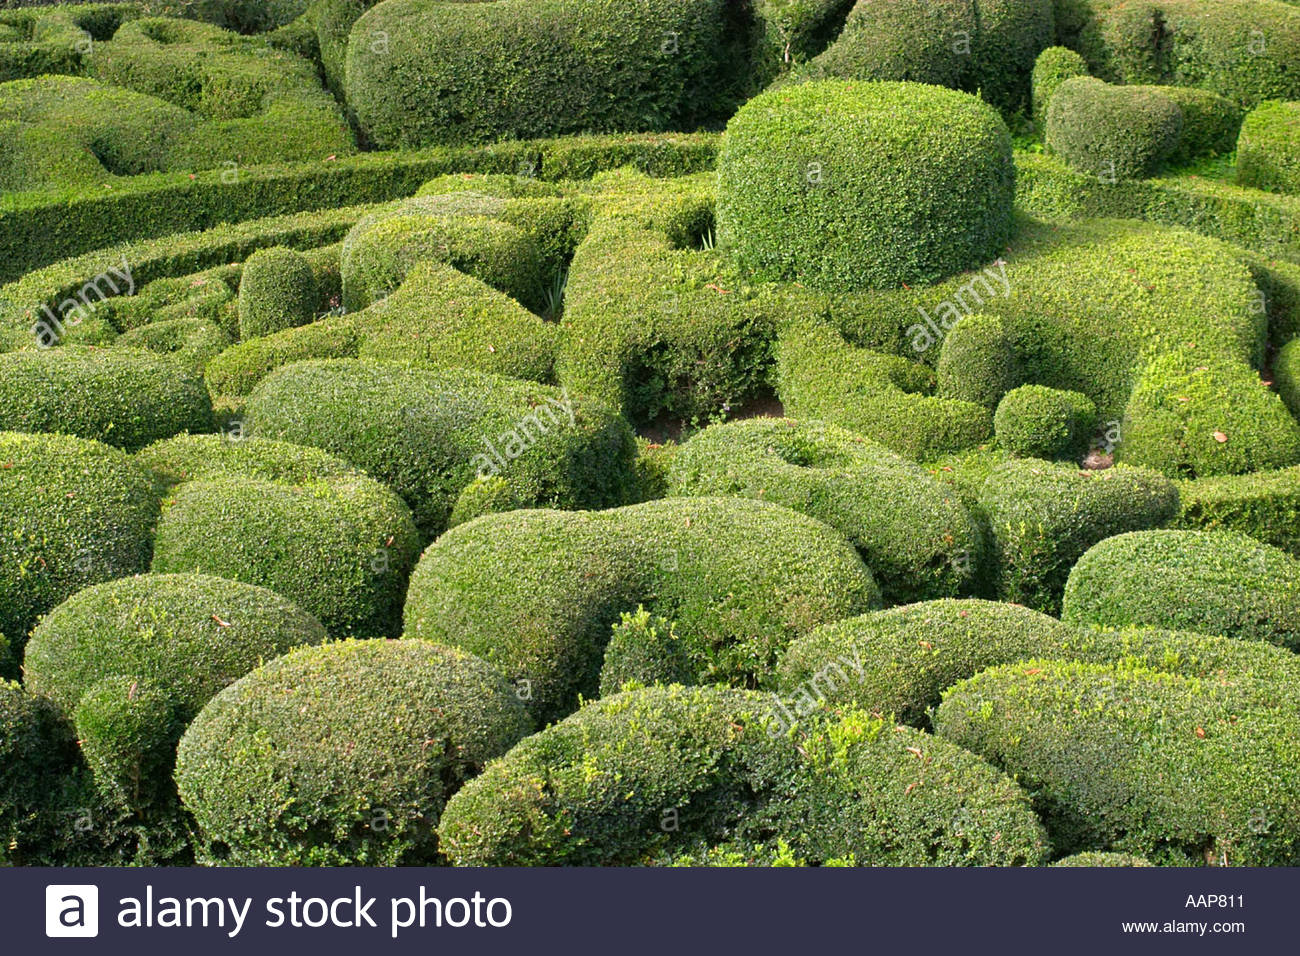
[175,638,533,865]
[403,496,880,723]
[718,80,1015,292]
[0,680,81,864]
[1051,852,1153,867]
[936,313,1020,407]
[0,346,214,451]
[0,431,158,659]
[1175,466,1300,557]
[116,317,231,375]
[72,677,178,817]
[935,659,1300,865]
[1046,77,1183,180]
[237,246,317,340]
[666,417,985,603]
[994,384,1098,460]
[1062,529,1300,649]
[1237,100,1300,194]
[1157,86,1243,164]
[246,359,638,537]
[1276,336,1300,417]
[1031,45,1088,124]
[599,606,695,696]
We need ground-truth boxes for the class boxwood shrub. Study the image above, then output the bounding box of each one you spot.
[1031,45,1089,124]
[1278,337,1300,418]
[0,431,158,663]
[237,246,317,340]
[598,606,695,696]
[666,418,985,603]
[1046,77,1183,181]
[935,659,1300,865]
[1237,99,1300,194]
[994,385,1097,461]
[977,460,1180,612]
[0,346,213,451]
[1051,852,1153,867]
[936,313,1020,408]
[1174,466,1300,557]
[403,497,880,723]
[246,359,638,537]
[175,639,533,866]
[1158,86,1243,164]
[143,435,421,636]
[1062,529,1300,649]
[717,80,1015,292]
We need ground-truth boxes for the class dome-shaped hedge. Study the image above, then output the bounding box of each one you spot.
[237,246,318,341]
[1046,78,1184,181]
[936,314,1020,408]
[0,681,81,865]
[1062,529,1300,649]
[0,347,214,451]
[175,639,532,866]
[994,384,1098,461]
[0,431,158,663]
[718,80,1015,292]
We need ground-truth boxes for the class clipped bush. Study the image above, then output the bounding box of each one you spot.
[1237,100,1300,194]
[246,359,638,537]
[936,313,1020,408]
[1031,45,1088,124]
[1157,86,1243,163]
[977,460,1180,612]
[404,497,880,723]
[1062,529,1300,649]
[1051,852,1153,867]
[666,418,985,603]
[71,677,178,817]
[1046,77,1183,181]
[777,599,1072,728]
[718,80,1015,292]
[935,659,1300,865]
[176,639,533,866]
[1278,336,1300,419]
[144,436,421,636]
[0,432,158,661]
[0,680,82,865]
[994,384,1097,461]
[116,318,231,375]
[0,347,213,451]
[598,606,695,696]
[1175,466,1300,557]
[237,246,317,340]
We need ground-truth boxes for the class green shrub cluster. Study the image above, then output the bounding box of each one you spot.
[0,3,138,83]
[344,0,756,149]
[175,638,533,865]
[936,314,1021,408]
[1277,336,1300,416]
[0,346,213,451]
[1174,466,1300,557]
[141,434,421,636]
[598,606,695,696]
[666,418,985,603]
[977,460,1180,612]
[1051,852,1153,867]
[1046,77,1183,181]
[403,496,880,723]
[717,80,1015,292]
[935,659,1300,865]
[0,431,158,661]
[1237,100,1300,194]
[237,246,317,340]
[1031,45,1089,124]
[1158,86,1243,164]
[993,384,1098,461]
[247,359,638,537]
[1062,529,1300,649]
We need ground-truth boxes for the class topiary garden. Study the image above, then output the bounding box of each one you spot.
[3,0,1300,871]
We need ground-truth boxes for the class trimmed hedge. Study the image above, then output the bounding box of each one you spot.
[777,599,1072,728]
[1046,77,1183,181]
[717,80,1015,292]
[978,460,1180,612]
[993,384,1097,461]
[116,317,230,375]
[1051,852,1153,867]
[237,246,317,340]
[598,606,695,696]
[1158,86,1243,163]
[1062,529,1300,649]
[438,686,1048,866]
[935,659,1300,865]
[1175,466,1300,557]
[0,431,158,661]
[0,346,213,450]
[175,639,533,866]
[344,0,756,149]
[143,435,421,636]
[1237,100,1300,194]
[936,313,1020,408]
[1277,336,1300,416]
[666,418,985,603]
[403,497,880,723]
[246,359,638,537]
[1031,45,1088,124]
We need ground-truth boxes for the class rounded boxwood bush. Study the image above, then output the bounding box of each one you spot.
[246,359,638,538]
[598,606,695,696]
[936,313,1020,408]
[0,347,214,451]
[404,496,880,724]
[1031,45,1089,124]
[1062,529,1300,650]
[977,460,1180,613]
[994,384,1097,461]
[237,246,318,341]
[1046,77,1183,181]
[175,639,533,866]
[935,659,1300,865]
[1175,465,1300,558]
[666,417,985,603]
[0,680,82,865]
[777,600,1072,728]
[717,80,1015,292]
[1157,86,1243,163]
[1277,336,1300,420]
[0,432,158,663]
[1237,99,1300,194]
[71,676,178,816]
